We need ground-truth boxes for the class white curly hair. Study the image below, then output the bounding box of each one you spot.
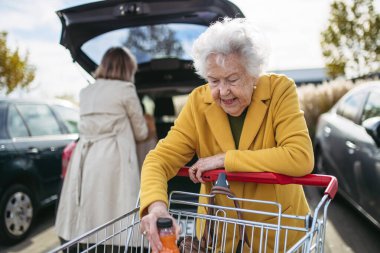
[191,17,270,80]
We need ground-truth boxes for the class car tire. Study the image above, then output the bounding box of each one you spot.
[0,184,35,245]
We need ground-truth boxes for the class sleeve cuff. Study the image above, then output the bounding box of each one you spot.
[224,150,237,172]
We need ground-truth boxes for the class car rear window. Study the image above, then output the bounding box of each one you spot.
[82,23,206,64]
[336,92,366,123]
[52,105,79,134]
[7,105,29,138]
[16,104,62,136]
[361,91,380,123]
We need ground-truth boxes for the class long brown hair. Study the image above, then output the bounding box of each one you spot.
[94,47,138,82]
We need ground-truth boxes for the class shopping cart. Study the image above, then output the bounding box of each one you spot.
[49,168,337,253]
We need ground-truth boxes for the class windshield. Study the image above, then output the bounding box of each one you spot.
[82,24,206,64]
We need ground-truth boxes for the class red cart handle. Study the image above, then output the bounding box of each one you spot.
[177,167,338,199]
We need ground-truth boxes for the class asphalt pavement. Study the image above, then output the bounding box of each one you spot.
[0,206,59,253]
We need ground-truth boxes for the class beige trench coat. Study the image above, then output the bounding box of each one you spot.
[55,79,148,242]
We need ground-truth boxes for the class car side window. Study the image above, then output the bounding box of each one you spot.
[7,105,29,138]
[361,92,380,123]
[16,104,62,136]
[51,105,79,134]
[336,92,366,122]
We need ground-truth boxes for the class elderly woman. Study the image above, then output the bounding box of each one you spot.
[140,18,314,253]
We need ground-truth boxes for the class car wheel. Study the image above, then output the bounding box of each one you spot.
[0,184,35,245]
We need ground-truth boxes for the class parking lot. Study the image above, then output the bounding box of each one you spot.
[1,1,379,252]
[0,205,59,253]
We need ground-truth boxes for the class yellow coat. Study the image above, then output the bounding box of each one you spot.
[140,74,314,252]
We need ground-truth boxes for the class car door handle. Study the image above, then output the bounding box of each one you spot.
[323,126,331,137]
[27,147,39,154]
[345,141,358,154]
[345,141,357,149]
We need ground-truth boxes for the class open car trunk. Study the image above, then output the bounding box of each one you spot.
[57,0,245,211]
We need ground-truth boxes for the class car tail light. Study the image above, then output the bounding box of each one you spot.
[62,141,77,179]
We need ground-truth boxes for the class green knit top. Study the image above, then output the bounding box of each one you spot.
[227,109,248,149]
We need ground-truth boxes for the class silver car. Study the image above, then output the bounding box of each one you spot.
[314,81,380,229]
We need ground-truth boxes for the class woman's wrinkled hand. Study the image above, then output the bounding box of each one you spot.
[189,153,226,183]
[140,201,180,253]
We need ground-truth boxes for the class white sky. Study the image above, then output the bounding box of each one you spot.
[0,0,379,100]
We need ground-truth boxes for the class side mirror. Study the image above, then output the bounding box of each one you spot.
[362,116,380,147]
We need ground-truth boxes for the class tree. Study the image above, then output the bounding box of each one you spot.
[0,31,35,94]
[321,0,380,79]
[123,25,184,62]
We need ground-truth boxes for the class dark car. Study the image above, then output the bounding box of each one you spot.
[56,0,245,214]
[0,98,79,245]
[314,81,380,229]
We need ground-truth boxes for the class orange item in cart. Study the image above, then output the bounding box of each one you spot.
[157,218,179,253]
[160,234,179,253]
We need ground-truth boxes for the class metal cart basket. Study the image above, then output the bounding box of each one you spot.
[49,168,337,253]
